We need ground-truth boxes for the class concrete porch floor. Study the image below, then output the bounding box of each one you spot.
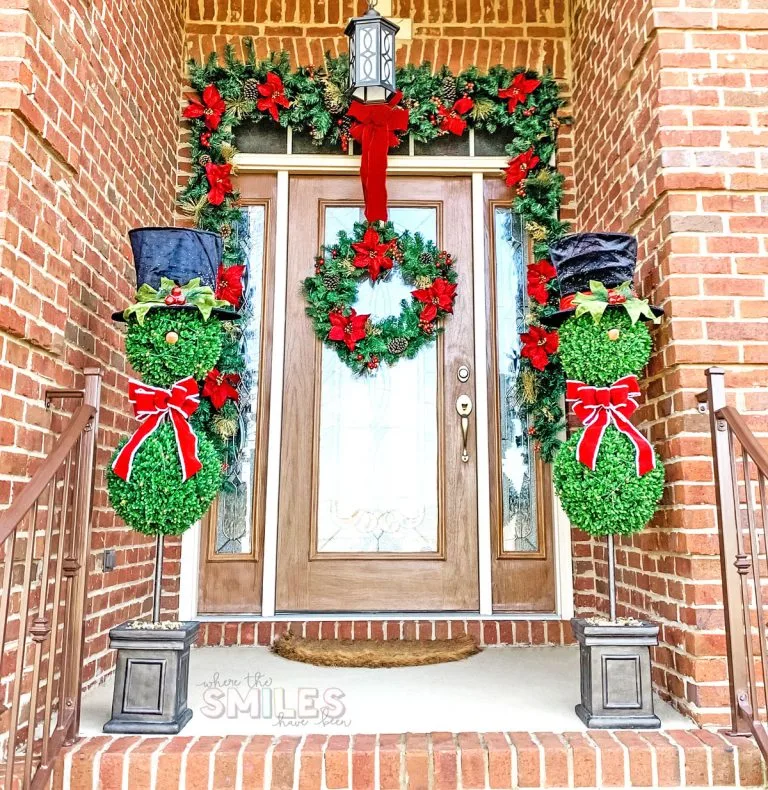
[79,645,693,735]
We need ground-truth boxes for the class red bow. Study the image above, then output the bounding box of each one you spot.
[347,91,409,223]
[112,378,202,483]
[567,375,656,477]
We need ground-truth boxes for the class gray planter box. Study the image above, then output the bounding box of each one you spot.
[571,618,660,729]
[103,621,199,734]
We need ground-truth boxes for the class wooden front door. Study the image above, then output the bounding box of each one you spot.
[275,176,479,612]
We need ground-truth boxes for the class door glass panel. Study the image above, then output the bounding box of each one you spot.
[213,205,266,555]
[316,207,439,553]
[494,209,538,553]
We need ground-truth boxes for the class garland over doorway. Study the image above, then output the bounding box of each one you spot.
[179,43,569,480]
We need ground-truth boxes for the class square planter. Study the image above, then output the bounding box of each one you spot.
[571,618,660,729]
[103,621,199,734]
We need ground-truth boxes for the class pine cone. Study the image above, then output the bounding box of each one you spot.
[387,337,408,355]
[418,251,433,266]
[243,78,260,102]
[323,81,347,114]
[440,75,457,105]
[220,223,233,239]
[322,273,340,290]
[198,153,212,167]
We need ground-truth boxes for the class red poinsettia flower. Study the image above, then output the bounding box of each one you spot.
[257,71,291,122]
[504,147,540,188]
[521,325,559,371]
[183,84,227,131]
[328,309,370,352]
[351,227,395,281]
[498,73,541,113]
[202,368,240,410]
[216,263,246,306]
[527,259,557,305]
[412,277,458,323]
[205,162,233,206]
[437,96,474,136]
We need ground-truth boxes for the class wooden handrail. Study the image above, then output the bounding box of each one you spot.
[0,368,101,790]
[0,404,95,545]
[718,405,768,479]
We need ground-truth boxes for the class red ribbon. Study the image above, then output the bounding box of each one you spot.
[112,377,203,483]
[347,91,409,223]
[566,375,656,476]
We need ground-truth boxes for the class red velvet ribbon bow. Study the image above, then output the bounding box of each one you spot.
[112,377,203,483]
[347,91,409,223]
[566,374,656,477]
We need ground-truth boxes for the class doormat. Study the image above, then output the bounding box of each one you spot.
[271,631,481,668]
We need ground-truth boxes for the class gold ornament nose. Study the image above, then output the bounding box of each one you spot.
[607,328,621,341]
[165,331,179,345]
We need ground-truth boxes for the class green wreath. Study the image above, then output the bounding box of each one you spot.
[302,222,458,374]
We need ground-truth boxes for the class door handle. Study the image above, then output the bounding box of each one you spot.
[456,395,473,463]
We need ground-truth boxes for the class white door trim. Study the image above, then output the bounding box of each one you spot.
[179,158,574,619]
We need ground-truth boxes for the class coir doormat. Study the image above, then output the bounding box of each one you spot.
[271,631,480,668]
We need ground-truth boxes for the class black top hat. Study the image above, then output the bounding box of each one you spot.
[112,227,240,322]
[540,232,663,327]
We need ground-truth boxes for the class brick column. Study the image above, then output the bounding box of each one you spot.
[571,0,768,725]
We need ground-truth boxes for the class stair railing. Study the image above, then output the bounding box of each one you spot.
[698,366,768,762]
[0,367,101,790]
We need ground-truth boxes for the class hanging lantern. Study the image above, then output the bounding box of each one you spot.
[345,0,399,104]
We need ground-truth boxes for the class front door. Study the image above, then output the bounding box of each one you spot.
[275,176,479,612]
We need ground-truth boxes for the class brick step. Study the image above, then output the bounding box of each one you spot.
[197,619,575,647]
[53,730,765,789]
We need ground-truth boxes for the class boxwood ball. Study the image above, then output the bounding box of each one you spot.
[554,426,665,537]
[107,422,221,536]
[125,309,223,388]
[558,309,652,385]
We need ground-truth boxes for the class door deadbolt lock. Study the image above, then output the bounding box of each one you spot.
[457,365,470,383]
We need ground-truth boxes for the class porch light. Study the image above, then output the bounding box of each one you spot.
[345,0,399,104]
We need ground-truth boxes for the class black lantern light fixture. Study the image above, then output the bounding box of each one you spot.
[345,0,399,104]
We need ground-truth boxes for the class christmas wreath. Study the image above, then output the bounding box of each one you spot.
[303,222,457,374]
[180,44,569,464]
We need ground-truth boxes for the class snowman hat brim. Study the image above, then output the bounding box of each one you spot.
[112,303,240,323]
[540,303,664,328]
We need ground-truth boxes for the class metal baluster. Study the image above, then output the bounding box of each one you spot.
[5,503,39,789]
[23,475,59,783]
[42,447,74,764]
[743,450,768,727]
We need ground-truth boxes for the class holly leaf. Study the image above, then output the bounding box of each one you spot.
[122,303,154,325]
[589,280,609,300]
[573,299,607,323]
[135,283,161,302]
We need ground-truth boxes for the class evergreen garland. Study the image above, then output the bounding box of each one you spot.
[180,43,569,463]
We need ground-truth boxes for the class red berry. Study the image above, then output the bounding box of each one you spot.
[164,295,175,305]
[171,286,182,296]
[174,295,186,305]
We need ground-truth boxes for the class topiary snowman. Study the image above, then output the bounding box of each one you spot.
[541,234,665,615]
[107,228,238,539]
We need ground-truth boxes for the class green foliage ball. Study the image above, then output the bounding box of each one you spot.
[125,310,223,387]
[558,310,652,385]
[554,426,665,537]
[107,422,221,536]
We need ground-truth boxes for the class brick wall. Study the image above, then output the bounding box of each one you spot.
[570,0,768,725]
[0,0,186,686]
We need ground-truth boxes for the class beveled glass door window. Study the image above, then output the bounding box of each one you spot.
[315,207,440,555]
[213,205,266,557]
[493,208,539,554]
[276,176,479,612]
